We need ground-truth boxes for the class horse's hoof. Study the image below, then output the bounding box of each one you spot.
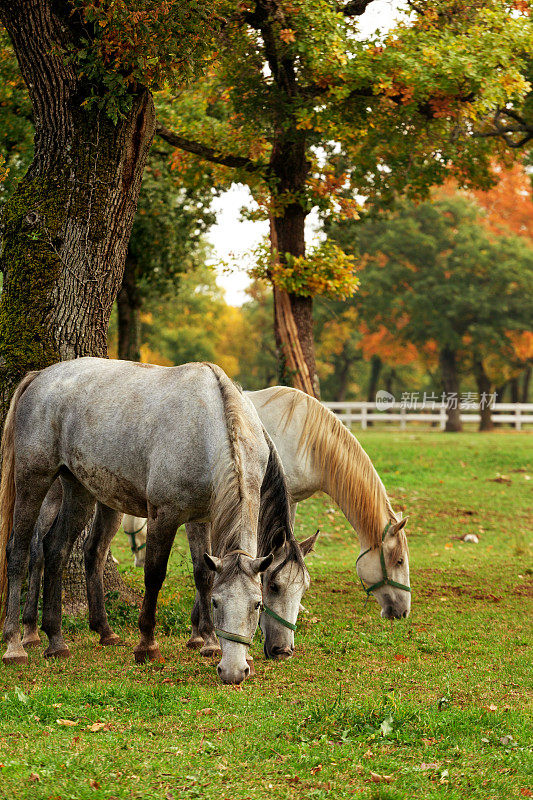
[100,633,121,646]
[200,644,222,658]
[2,648,28,666]
[43,646,71,660]
[186,635,204,650]
[134,645,161,664]
[22,634,41,649]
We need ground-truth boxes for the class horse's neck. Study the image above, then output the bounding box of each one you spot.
[305,423,390,548]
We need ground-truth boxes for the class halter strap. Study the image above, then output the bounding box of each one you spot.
[356,521,411,598]
[262,603,297,631]
[125,520,147,553]
[214,628,254,646]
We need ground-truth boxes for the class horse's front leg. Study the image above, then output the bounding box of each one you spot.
[185,522,219,657]
[84,503,123,646]
[134,510,177,664]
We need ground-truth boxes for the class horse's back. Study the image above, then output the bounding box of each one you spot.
[13,359,253,517]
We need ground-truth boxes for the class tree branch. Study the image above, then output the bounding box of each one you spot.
[155,123,264,172]
[339,0,378,16]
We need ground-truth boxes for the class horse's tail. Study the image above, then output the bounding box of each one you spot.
[257,430,294,556]
[203,363,255,554]
[0,371,41,620]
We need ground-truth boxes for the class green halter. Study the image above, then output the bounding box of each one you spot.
[356,521,411,599]
[262,603,297,631]
[125,520,147,554]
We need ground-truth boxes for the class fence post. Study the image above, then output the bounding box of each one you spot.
[516,405,522,432]
[400,406,406,431]
[361,405,368,431]
[439,406,446,431]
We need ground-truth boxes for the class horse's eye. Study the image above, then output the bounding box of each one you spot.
[269,583,279,594]
[212,598,218,609]
[254,601,261,610]
[397,558,404,566]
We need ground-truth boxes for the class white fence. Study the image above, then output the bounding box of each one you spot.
[323,402,533,430]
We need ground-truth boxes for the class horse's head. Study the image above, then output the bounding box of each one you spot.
[260,531,319,660]
[356,517,411,619]
[204,551,272,685]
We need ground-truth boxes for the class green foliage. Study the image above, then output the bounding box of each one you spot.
[68,0,217,122]
[330,195,533,362]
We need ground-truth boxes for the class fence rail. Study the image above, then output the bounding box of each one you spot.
[322,402,533,430]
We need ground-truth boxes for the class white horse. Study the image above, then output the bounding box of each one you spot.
[124,385,411,656]
[0,360,295,685]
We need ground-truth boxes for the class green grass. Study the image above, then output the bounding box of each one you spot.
[0,432,532,799]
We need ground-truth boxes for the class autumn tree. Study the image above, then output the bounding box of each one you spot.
[331,195,533,431]
[156,0,531,396]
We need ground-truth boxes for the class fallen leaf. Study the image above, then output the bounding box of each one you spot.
[394,654,408,662]
[309,617,321,624]
[197,708,215,716]
[369,772,394,784]
[485,704,498,711]
[29,773,40,782]
[56,719,78,727]
[519,789,533,797]
[89,779,100,789]
[87,722,107,732]
[310,765,322,775]
[363,749,373,759]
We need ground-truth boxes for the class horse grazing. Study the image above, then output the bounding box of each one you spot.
[123,385,411,657]
[249,387,411,620]
[0,359,292,684]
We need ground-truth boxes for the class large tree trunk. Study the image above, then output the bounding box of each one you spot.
[510,377,519,403]
[0,1,154,608]
[117,258,142,362]
[473,358,494,432]
[439,347,462,432]
[269,138,319,398]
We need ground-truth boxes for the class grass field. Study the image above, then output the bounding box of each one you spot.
[0,432,531,800]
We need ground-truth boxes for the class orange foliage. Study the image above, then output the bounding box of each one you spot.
[358,323,420,366]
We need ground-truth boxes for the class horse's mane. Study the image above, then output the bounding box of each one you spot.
[204,363,255,556]
[262,387,397,549]
[257,430,295,557]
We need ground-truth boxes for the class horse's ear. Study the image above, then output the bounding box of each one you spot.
[391,517,408,534]
[204,553,222,572]
[298,529,320,558]
[250,553,274,574]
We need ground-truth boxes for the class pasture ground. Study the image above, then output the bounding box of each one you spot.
[0,432,531,799]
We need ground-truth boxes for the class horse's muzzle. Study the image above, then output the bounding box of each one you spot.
[264,644,294,660]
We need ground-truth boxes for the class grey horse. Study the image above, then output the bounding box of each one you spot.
[0,359,293,684]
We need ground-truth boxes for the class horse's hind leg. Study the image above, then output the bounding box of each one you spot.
[22,481,63,649]
[41,475,95,659]
[134,510,177,664]
[3,477,54,666]
[84,503,123,646]
[185,522,220,656]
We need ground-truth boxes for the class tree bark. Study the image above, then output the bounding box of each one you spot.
[510,377,519,403]
[439,347,462,432]
[0,0,154,608]
[473,358,494,432]
[269,137,319,398]
[117,258,142,362]
[0,1,155,412]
